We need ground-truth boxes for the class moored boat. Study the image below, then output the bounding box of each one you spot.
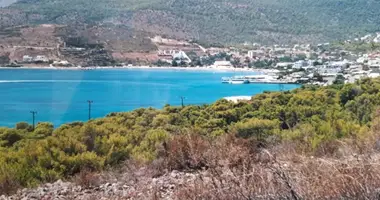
[222,76,249,84]
[228,79,249,84]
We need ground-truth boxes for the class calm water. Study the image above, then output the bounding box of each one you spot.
[0,69,300,127]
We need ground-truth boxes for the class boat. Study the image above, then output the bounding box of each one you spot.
[221,77,230,83]
[228,79,249,84]
[3,63,23,68]
[221,74,293,84]
[244,75,280,83]
[222,76,249,84]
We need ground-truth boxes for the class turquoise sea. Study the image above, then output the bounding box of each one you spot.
[0,68,300,127]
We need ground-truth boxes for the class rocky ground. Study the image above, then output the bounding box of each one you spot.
[3,149,380,200]
[1,167,203,200]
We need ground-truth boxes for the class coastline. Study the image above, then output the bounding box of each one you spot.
[0,65,278,73]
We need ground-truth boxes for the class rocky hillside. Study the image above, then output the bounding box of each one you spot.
[0,23,160,66]
[2,0,380,44]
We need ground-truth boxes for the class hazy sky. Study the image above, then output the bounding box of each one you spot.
[0,0,17,7]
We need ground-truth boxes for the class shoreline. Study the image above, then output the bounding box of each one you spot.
[0,65,278,73]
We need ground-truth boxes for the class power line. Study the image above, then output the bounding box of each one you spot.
[30,111,37,130]
[87,100,93,120]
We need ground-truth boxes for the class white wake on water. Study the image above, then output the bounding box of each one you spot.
[0,80,177,86]
[0,80,88,83]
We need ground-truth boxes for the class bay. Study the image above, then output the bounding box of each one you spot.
[0,68,300,127]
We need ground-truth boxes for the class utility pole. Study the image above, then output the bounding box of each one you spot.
[87,100,93,120]
[180,96,186,107]
[30,111,37,131]
[279,84,284,91]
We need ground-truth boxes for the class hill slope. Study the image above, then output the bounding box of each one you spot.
[2,78,380,198]
[4,0,380,44]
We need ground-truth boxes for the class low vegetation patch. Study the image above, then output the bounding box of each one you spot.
[2,78,380,196]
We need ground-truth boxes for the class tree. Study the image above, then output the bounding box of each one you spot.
[340,84,362,105]
[313,73,324,82]
[294,54,307,61]
[231,118,279,139]
[0,129,23,147]
[81,124,97,152]
[279,56,292,62]
[171,60,178,67]
[231,57,241,68]
[180,60,188,67]
[15,122,32,131]
[33,122,54,138]
[154,59,171,67]
[333,74,345,85]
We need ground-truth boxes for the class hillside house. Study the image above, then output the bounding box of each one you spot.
[34,55,49,62]
[293,60,308,69]
[276,62,293,69]
[211,61,233,68]
[247,50,265,58]
[22,55,33,63]
[173,51,191,63]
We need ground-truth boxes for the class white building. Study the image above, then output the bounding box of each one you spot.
[327,60,350,68]
[357,56,368,64]
[374,33,380,43]
[247,50,265,58]
[224,96,251,103]
[53,60,70,66]
[211,61,233,68]
[172,51,191,63]
[158,49,181,56]
[22,55,33,62]
[293,60,308,69]
[34,55,49,62]
[276,62,293,68]
[369,73,380,78]
[368,58,380,66]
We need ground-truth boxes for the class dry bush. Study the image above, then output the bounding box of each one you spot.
[73,169,101,188]
[314,139,344,157]
[0,176,20,195]
[293,156,380,199]
[173,138,297,199]
[165,134,380,200]
[164,133,211,171]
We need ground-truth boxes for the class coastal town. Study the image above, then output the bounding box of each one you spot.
[2,24,380,86]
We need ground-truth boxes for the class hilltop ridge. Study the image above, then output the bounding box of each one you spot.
[1,0,380,44]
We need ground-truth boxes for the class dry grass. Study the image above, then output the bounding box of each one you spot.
[6,117,380,199]
[5,131,380,199]
[0,174,20,195]
[163,133,211,171]
[159,132,380,200]
[73,169,102,188]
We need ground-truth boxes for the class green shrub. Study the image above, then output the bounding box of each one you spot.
[230,118,280,139]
